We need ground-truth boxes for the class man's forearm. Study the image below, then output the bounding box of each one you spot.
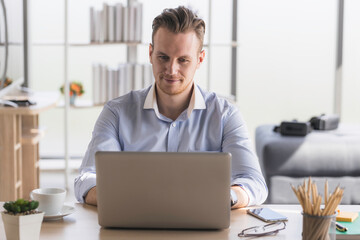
[85,186,97,206]
[231,186,249,209]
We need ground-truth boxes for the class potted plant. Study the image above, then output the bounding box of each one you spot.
[1,199,44,240]
[60,81,85,105]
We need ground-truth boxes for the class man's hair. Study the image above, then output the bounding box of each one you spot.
[152,6,205,52]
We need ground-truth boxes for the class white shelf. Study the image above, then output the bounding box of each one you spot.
[57,99,103,108]
[0,42,23,46]
[32,41,241,47]
[32,41,144,47]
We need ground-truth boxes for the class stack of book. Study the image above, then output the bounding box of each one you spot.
[336,211,360,240]
[90,1,143,43]
[92,63,154,105]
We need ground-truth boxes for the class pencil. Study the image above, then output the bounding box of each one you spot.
[325,180,328,205]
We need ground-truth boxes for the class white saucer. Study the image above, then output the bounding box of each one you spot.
[43,205,75,221]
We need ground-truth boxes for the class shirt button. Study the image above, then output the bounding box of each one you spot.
[172,123,176,127]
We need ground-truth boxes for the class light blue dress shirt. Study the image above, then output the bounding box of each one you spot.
[74,84,268,205]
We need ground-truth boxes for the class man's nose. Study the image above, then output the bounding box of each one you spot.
[166,59,179,75]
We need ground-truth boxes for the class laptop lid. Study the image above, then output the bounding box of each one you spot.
[95,151,231,229]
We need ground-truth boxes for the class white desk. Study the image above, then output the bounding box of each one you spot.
[1,204,359,239]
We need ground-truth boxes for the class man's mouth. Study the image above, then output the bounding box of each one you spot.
[162,76,182,83]
[165,78,179,82]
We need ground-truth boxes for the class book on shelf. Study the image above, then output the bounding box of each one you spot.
[135,2,143,42]
[89,7,96,42]
[143,64,154,88]
[133,63,143,90]
[125,63,133,93]
[92,63,154,105]
[96,10,103,43]
[100,64,107,103]
[112,69,119,100]
[92,63,101,105]
[128,3,136,42]
[118,64,126,97]
[102,3,109,42]
[106,68,113,101]
[90,1,143,43]
[115,3,123,42]
[123,6,129,42]
[108,5,116,42]
[128,1,143,42]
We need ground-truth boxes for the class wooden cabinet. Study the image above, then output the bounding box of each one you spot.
[0,91,58,201]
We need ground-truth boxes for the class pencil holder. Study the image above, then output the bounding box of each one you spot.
[302,212,337,240]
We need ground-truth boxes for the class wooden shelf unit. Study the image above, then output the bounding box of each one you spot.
[0,91,59,201]
[0,114,23,201]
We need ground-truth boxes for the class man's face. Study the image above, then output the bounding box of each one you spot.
[149,27,205,96]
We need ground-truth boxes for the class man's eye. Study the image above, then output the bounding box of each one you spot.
[158,56,169,61]
[179,58,189,63]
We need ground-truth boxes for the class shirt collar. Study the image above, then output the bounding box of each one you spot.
[143,84,161,118]
[143,83,206,119]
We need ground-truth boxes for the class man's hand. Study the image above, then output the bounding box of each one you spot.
[231,186,249,209]
[85,186,97,206]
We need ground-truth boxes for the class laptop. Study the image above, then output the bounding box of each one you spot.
[95,151,231,229]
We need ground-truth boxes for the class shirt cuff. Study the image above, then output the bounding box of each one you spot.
[74,172,97,203]
[232,184,250,206]
[232,179,268,206]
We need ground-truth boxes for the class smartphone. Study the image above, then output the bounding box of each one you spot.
[247,208,288,222]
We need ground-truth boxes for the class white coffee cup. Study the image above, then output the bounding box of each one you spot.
[30,188,66,216]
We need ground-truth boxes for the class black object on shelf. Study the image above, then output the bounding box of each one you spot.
[309,114,340,131]
[7,99,36,107]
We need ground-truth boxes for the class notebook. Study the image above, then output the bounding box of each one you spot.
[95,151,231,229]
[336,212,360,240]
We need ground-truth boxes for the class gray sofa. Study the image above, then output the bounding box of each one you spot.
[255,124,360,204]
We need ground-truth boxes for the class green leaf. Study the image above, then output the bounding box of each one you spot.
[11,205,21,214]
[3,202,11,212]
[3,199,39,214]
[29,200,39,210]
[22,206,30,212]
[15,199,25,205]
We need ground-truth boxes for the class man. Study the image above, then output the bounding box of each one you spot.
[74,6,268,208]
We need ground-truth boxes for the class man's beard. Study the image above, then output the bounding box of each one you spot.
[157,73,190,96]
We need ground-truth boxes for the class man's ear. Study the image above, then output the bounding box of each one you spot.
[196,49,205,69]
[149,44,154,64]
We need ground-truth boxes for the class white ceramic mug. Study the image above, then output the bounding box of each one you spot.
[30,188,66,216]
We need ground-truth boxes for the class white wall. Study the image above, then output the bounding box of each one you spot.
[29,0,360,158]
[342,0,360,123]
[237,0,337,136]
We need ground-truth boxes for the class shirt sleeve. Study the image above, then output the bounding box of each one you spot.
[74,104,122,202]
[222,106,268,206]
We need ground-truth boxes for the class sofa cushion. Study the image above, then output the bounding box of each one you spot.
[256,124,360,178]
[255,124,360,203]
[271,176,360,204]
